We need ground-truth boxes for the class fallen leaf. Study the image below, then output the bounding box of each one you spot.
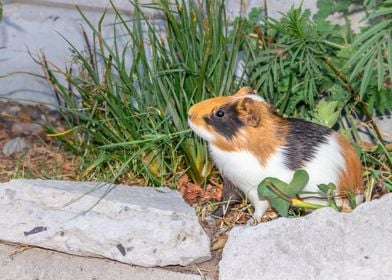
[211,235,228,251]
[179,180,204,205]
[177,174,189,195]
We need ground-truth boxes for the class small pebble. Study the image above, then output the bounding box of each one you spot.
[2,137,29,156]
[8,105,21,115]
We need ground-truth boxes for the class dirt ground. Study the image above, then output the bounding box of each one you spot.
[0,101,78,183]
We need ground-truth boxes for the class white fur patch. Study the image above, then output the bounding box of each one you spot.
[209,145,292,195]
[235,94,265,103]
[301,134,345,193]
[209,133,345,218]
[188,119,215,142]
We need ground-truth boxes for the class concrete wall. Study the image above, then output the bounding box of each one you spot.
[0,0,317,105]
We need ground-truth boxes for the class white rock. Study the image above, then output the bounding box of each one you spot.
[220,194,392,280]
[0,179,211,267]
[0,243,206,280]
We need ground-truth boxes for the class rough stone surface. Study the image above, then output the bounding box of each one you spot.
[0,243,205,280]
[0,179,211,267]
[220,194,392,280]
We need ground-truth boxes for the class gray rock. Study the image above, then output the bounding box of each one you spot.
[0,179,211,267]
[357,115,392,144]
[7,105,21,114]
[220,194,392,280]
[2,137,29,156]
[0,243,205,280]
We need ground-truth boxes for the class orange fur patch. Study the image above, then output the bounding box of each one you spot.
[336,134,363,195]
[234,86,255,97]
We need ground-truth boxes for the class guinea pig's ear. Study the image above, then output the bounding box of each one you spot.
[234,86,257,97]
[238,97,260,127]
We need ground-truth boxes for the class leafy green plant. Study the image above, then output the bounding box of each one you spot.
[347,0,392,104]
[312,100,341,128]
[37,0,391,199]
[258,170,327,217]
[244,1,391,179]
[250,1,391,215]
[39,0,249,186]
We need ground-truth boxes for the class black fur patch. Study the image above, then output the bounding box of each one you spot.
[283,118,333,170]
[204,102,244,140]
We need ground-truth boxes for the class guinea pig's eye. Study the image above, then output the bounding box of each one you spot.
[215,109,225,118]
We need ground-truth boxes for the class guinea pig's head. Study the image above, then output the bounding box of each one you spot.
[188,87,272,148]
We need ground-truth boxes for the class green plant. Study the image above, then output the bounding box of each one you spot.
[244,1,391,196]
[38,0,391,200]
[247,2,392,118]
[258,170,328,217]
[40,0,249,186]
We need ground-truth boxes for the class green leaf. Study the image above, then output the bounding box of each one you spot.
[351,20,390,48]
[317,183,336,194]
[388,34,392,84]
[289,169,310,194]
[257,170,310,217]
[317,184,329,194]
[258,177,291,217]
[359,51,376,98]
[314,100,340,127]
[367,7,392,20]
[270,198,291,217]
[377,44,385,91]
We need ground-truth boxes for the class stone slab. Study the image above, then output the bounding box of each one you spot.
[0,179,211,267]
[220,194,392,280]
[0,243,204,280]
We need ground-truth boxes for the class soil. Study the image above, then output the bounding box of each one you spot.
[0,101,80,183]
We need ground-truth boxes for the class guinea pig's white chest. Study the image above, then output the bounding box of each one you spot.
[209,144,294,195]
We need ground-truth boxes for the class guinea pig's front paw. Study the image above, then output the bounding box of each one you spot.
[245,200,275,226]
[252,200,271,219]
[247,211,279,226]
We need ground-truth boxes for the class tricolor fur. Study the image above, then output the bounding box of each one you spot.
[188,87,363,218]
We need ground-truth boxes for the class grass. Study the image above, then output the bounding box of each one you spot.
[39,0,251,187]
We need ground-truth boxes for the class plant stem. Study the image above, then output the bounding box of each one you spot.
[291,198,325,209]
[268,182,325,210]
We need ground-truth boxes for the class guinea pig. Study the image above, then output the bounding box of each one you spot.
[188,87,363,219]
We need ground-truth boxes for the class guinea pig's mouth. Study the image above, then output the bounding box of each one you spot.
[188,117,215,142]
